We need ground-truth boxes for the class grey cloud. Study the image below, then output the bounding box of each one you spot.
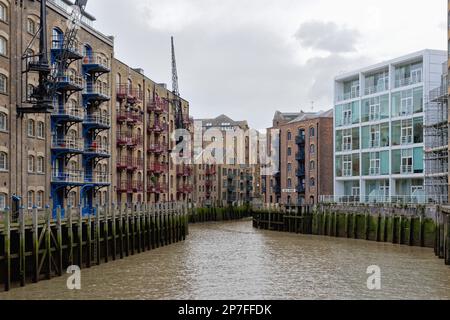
[295,21,360,53]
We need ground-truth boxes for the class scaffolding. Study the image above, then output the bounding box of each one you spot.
[424,62,448,204]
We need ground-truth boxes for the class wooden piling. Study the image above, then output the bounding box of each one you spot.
[68,206,74,266]
[45,207,51,279]
[111,204,117,260]
[32,207,39,283]
[3,208,10,291]
[56,207,63,276]
[19,207,26,287]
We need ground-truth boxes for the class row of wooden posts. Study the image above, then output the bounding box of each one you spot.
[253,205,450,266]
[0,202,189,291]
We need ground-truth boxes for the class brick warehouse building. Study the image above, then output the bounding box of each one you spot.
[262,110,334,207]
[0,0,193,212]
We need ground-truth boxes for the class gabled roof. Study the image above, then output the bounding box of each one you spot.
[287,109,333,123]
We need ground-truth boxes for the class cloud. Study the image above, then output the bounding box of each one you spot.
[295,21,361,53]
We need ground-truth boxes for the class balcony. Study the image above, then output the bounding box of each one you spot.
[51,137,84,154]
[177,184,193,194]
[51,107,84,123]
[83,83,110,103]
[227,185,236,193]
[274,185,281,194]
[148,163,168,175]
[51,170,84,185]
[84,143,110,158]
[295,135,306,145]
[295,151,306,161]
[337,89,360,102]
[54,72,84,92]
[364,83,389,96]
[147,99,169,114]
[296,167,306,177]
[206,180,213,188]
[395,75,422,88]
[117,180,144,193]
[116,156,143,171]
[148,183,168,194]
[116,85,143,104]
[51,37,83,61]
[147,121,168,134]
[82,52,111,75]
[176,164,192,176]
[147,143,167,155]
[117,111,143,125]
[85,171,110,185]
[369,167,380,176]
[116,132,143,148]
[84,113,111,130]
[401,165,413,174]
[296,185,306,194]
[183,115,191,126]
[206,166,217,175]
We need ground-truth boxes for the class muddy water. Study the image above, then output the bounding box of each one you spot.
[1,219,449,300]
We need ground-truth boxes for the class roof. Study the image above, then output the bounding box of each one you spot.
[197,114,249,129]
[287,109,333,123]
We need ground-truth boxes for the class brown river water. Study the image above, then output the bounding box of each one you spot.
[1,219,449,300]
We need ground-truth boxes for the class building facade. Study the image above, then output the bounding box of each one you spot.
[333,49,447,204]
[262,110,334,207]
[0,0,192,213]
[193,114,260,207]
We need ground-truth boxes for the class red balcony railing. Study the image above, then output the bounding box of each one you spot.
[117,111,143,125]
[147,98,169,114]
[177,184,193,194]
[147,121,168,134]
[116,132,143,148]
[148,163,168,174]
[176,164,192,177]
[116,84,143,103]
[206,166,216,175]
[147,183,168,194]
[147,142,167,154]
[117,180,144,193]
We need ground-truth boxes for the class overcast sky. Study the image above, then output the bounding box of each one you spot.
[87,0,446,130]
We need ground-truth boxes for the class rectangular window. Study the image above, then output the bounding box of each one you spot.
[343,129,352,151]
[370,125,380,148]
[401,119,413,145]
[343,155,352,177]
[0,193,5,210]
[401,149,413,174]
[343,106,352,126]
[369,152,380,175]
[369,103,380,122]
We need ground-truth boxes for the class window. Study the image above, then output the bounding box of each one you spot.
[27,191,34,209]
[36,191,44,209]
[52,28,63,49]
[37,121,45,138]
[343,104,352,125]
[343,155,352,177]
[0,151,7,170]
[37,156,44,173]
[27,18,36,34]
[401,149,413,174]
[287,179,292,188]
[310,161,315,171]
[0,73,7,93]
[369,152,380,175]
[0,3,7,22]
[369,102,380,121]
[287,131,292,141]
[28,155,35,173]
[309,127,315,137]
[0,36,6,56]
[370,125,380,148]
[401,119,413,145]
[27,119,35,136]
[310,178,315,187]
[287,163,292,173]
[27,84,35,100]
[0,112,6,131]
[310,144,316,155]
[287,147,292,156]
[68,191,77,207]
[0,193,5,210]
[342,129,352,151]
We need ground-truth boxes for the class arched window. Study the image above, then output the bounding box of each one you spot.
[287,131,292,141]
[116,73,121,86]
[310,178,315,187]
[27,191,34,209]
[27,18,36,34]
[36,191,44,209]
[0,112,7,131]
[0,73,7,93]
[25,49,35,66]
[310,127,315,137]
[28,155,35,173]
[83,44,92,60]
[52,28,63,49]
[68,191,77,207]
[37,121,45,138]
[27,84,35,100]
[37,156,44,173]
[127,79,132,94]
[287,178,292,188]
[287,147,292,156]
[27,119,35,136]
[0,193,6,210]
[310,144,315,155]
[0,36,7,56]
[0,152,7,171]
[0,3,7,22]
[310,161,315,170]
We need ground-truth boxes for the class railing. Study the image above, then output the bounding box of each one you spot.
[395,75,422,88]
[148,163,168,174]
[342,143,352,152]
[176,164,192,176]
[296,168,306,177]
[116,157,143,170]
[295,152,305,160]
[84,113,111,127]
[295,135,305,145]
[116,132,143,147]
[401,136,413,145]
[364,83,388,96]
[82,52,110,70]
[116,85,143,102]
[54,72,84,88]
[343,169,352,177]
[206,167,217,175]
[85,143,110,155]
[117,180,144,193]
[369,167,380,176]
[369,139,380,148]
[320,195,447,205]
[296,185,306,193]
[52,107,84,120]
[117,111,143,124]
[148,183,168,193]
[84,83,110,98]
[147,121,168,133]
[51,35,81,55]
[337,90,360,102]
[85,172,110,184]
[147,99,169,114]
[51,137,84,151]
[51,170,84,183]
[148,143,167,154]
[178,185,193,193]
[401,165,413,174]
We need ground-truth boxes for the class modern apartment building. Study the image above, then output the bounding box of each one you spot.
[0,0,192,213]
[193,114,260,207]
[262,110,334,207]
[332,49,447,204]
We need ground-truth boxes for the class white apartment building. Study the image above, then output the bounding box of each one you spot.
[332,49,447,204]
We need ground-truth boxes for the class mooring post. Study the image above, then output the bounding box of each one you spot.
[32,206,39,283]
[104,204,109,263]
[446,213,450,265]
[78,206,83,268]
[45,205,52,279]
[119,203,124,259]
[19,206,26,287]
[137,203,142,253]
[3,207,11,291]
[398,215,403,245]
[419,215,424,248]
[56,206,63,276]
[95,205,101,266]
[125,204,130,257]
[68,206,74,266]
[130,204,136,256]
[111,203,117,261]
[87,210,92,268]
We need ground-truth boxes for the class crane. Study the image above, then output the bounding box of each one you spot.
[171,36,184,129]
